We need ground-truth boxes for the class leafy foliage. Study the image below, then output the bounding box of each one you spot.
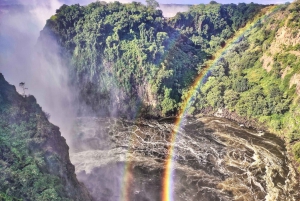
[40,2,300,150]
[168,3,264,53]
[293,142,300,160]
[183,3,300,151]
[188,18,293,119]
[0,74,90,201]
[40,1,264,117]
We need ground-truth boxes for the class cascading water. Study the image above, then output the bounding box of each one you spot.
[70,117,300,201]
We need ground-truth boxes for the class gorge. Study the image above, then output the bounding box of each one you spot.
[1,0,300,200]
[70,116,300,201]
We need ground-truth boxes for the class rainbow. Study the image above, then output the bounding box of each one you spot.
[162,5,279,201]
[118,18,187,201]
[120,155,133,201]
[120,102,143,201]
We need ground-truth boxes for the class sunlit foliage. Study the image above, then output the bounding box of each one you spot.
[41,1,263,117]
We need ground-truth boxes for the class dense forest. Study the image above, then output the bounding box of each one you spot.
[40,1,264,116]
[40,1,300,171]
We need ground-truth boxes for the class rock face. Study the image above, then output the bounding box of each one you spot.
[70,117,300,201]
[0,73,93,201]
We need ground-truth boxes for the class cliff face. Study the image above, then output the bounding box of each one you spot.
[39,2,264,118]
[0,73,92,200]
[38,1,300,170]
[184,2,300,168]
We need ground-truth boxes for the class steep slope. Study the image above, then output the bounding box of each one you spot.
[182,2,300,170]
[39,1,264,118]
[0,73,92,200]
[39,0,300,170]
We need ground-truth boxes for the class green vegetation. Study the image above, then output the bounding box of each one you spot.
[40,1,264,117]
[287,0,300,28]
[168,2,264,53]
[3,1,300,199]
[293,142,300,162]
[0,74,91,201]
[40,1,300,167]
[181,2,300,161]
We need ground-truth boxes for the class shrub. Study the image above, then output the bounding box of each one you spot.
[293,142,300,160]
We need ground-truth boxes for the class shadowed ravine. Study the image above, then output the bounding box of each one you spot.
[70,117,300,201]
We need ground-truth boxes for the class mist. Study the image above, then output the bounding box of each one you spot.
[159,4,191,17]
[0,0,78,143]
[0,0,190,143]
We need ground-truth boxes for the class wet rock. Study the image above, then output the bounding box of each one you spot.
[70,116,300,201]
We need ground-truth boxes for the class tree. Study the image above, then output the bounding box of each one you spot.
[146,0,159,9]
[161,87,176,116]
[19,82,28,97]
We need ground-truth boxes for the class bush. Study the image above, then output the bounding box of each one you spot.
[293,142,300,160]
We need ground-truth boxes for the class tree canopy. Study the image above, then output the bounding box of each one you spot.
[40,1,264,117]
